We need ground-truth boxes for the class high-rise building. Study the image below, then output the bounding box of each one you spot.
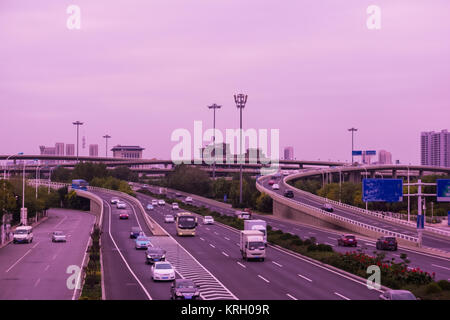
[378,150,392,164]
[111,145,144,159]
[55,143,65,156]
[39,146,56,155]
[66,144,75,156]
[421,130,450,167]
[284,147,294,160]
[89,144,99,157]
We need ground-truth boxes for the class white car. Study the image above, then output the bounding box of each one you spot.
[110,198,120,204]
[151,262,176,281]
[151,199,158,206]
[272,183,280,190]
[282,170,290,176]
[116,201,126,209]
[158,199,165,206]
[203,216,214,225]
[13,226,33,244]
[172,203,179,210]
[143,184,149,188]
[52,231,67,242]
[164,215,175,223]
[185,196,193,203]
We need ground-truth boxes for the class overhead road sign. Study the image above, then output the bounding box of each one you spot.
[362,179,403,202]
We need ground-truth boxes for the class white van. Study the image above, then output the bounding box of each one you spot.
[13,226,33,244]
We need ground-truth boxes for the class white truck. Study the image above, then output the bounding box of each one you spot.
[244,219,267,246]
[239,230,266,261]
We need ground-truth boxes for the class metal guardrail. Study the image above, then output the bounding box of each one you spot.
[257,176,419,243]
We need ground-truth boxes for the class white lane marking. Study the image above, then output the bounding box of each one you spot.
[32,241,40,249]
[308,232,316,235]
[224,237,230,241]
[6,249,32,273]
[209,244,216,248]
[334,292,351,300]
[206,228,210,231]
[105,201,153,300]
[222,252,229,257]
[34,278,41,287]
[272,261,283,267]
[236,243,240,246]
[44,265,50,272]
[55,215,68,228]
[52,254,57,260]
[325,242,335,247]
[286,293,298,300]
[297,274,312,282]
[365,243,375,246]
[328,237,337,240]
[214,232,219,235]
[258,275,270,283]
[200,237,205,241]
[237,262,246,269]
[393,254,400,257]
[432,264,450,271]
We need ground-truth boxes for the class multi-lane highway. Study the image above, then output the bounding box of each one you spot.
[142,185,450,282]
[0,209,95,300]
[91,187,385,300]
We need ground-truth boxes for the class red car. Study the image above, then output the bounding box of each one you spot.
[337,234,357,247]
[268,179,276,185]
[119,212,129,220]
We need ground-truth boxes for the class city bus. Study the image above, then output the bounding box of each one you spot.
[175,212,198,236]
[71,179,89,191]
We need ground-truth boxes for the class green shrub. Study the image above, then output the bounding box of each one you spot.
[425,282,442,294]
[437,280,450,291]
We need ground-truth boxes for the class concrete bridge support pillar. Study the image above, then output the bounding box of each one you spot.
[349,171,361,184]
[370,171,376,178]
[392,169,397,179]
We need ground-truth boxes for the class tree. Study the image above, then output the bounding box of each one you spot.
[72,163,109,182]
[0,180,17,221]
[111,166,138,182]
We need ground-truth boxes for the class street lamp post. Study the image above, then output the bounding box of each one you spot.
[207,103,222,179]
[348,127,358,164]
[4,152,23,180]
[21,160,27,225]
[103,134,111,157]
[48,167,56,194]
[234,93,248,205]
[35,161,40,199]
[73,121,84,162]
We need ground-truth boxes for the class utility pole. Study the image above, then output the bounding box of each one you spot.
[348,127,358,164]
[207,104,221,179]
[73,121,84,162]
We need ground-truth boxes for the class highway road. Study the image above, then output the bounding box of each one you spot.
[142,185,450,282]
[135,192,382,300]
[0,208,95,300]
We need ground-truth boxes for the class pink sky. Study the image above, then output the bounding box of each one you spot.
[1,0,449,163]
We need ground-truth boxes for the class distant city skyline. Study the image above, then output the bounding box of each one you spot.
[1,1,449,163]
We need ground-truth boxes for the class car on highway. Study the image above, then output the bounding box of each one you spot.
[13,226,33,244]
[272,183,280,190]
[51,231,67,242]
[146,204,154,211]
[119,212,129,219]
[321,203,334,212]
[116,201,127,209]
[145,247,166,264]
[337,234,357,247]
[110,197,120,204]
[130,227,142,239]
[172,203,179,210]
[143,184,149,188]
[282,170,290,176]
[284,189,294,198]
[158,199,166,206]
[151,199,158,206]
[376,236,398,251]
[268,178,276,186]
[379,290,417,300]
[185,196,193,203]
[175,192,182,197]
[164,214,175,223]
[171,279,201,300]
[135,235,151,249]
[203,216,214,225]
[151,261,176,281]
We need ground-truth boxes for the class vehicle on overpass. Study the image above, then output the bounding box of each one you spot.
[185,196,193,203]
[235,210,251,220]
[171,279,201,300]
[268,178,276,186]
[321,203,334,212]
[337,234,357,247]
[13,226,33,244]
[284,189,294,198]
[272,183,280,190]
[151,261,175,281]
[175,212,198,236]
[71,179,88,191]
[244,219,267,246]
[240,230,265,261]
[376,236,398,251]
[52,231,67,243]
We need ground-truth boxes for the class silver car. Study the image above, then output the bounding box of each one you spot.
[52,231,67,242]
[379,290,417,300]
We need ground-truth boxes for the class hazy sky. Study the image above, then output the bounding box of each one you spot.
[1,0,449,164]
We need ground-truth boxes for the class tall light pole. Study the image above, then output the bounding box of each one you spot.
[234,93,248,205]
[73,121,84,162]
[207,103,221,179]
[21,160,27,225]
[35,160,40,199]
[103,134,111,157]
[4,152,23,180]
[348,127,358,164]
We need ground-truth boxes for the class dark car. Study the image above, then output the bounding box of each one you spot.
[337,234,357,247]
[376,236,398,251]
[321,203,334,212]
[146,247,166,264]
[284,190,294,198]
[130,227,142,239]
[171,279,201,300]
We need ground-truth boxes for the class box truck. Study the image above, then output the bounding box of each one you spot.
[239,230,265,261]
[244,219,267,246]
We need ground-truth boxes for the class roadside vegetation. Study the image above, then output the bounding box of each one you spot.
[138,188,450,300]
[79,226,102,300]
